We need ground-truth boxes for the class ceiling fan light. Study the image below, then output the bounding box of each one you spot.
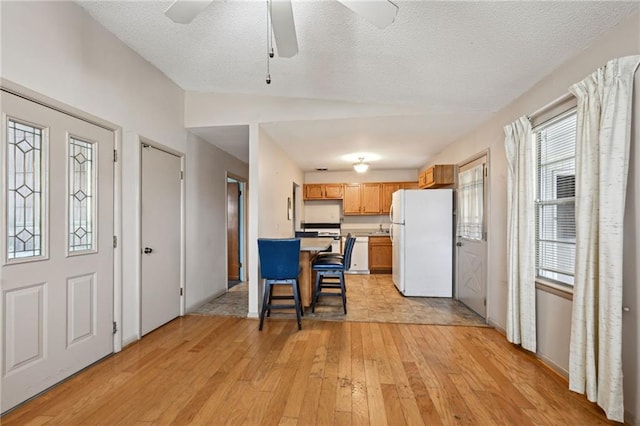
[353,158,370,173]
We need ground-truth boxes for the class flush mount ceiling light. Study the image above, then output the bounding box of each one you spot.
[353,157,370,173]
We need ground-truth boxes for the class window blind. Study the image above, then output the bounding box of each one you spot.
[535,109,577,286]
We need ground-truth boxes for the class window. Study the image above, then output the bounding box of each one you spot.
[534,109,577,286]
[68,137,95,253]
[6,118,45,260]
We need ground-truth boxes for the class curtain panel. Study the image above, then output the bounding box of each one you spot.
[457,165,484,240]
[504,116,537,352]
[568,55,640,423]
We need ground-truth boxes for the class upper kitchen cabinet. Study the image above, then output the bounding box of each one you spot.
[343,183,380,214]
[303,183,343,200]
[361,183,381,214]
[345,181,419,215]
[401,181,419,190]
[381,182,419,214]
[343,184,362,214]
[381,183,400,214]
[418,164,455,189]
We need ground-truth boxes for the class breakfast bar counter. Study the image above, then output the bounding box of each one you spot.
[298,237,333,307]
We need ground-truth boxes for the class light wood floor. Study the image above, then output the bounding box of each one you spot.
[2,315,613,425]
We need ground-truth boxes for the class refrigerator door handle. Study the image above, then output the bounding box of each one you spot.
[389,204,393,223]
[389,224,394,242]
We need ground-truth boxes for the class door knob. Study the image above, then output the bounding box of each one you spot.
[456,242,462,247]
[143,247,153,254]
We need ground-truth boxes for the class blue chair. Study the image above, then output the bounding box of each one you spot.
[257,238,303,331]
[314,233,352,261]
[311,235,356,314]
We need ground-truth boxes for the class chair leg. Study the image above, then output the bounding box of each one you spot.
[311,272,322,313]
[340,272,347,314]
[266,284,274,317]
[291,279,302,330]
[296,280,304,317]
[259,281,271,331]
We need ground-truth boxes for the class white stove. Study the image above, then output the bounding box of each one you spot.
[302,223,341,253]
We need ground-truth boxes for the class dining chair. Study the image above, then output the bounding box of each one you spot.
[310,235,356,314]
[257,238,303,331]
[314,233,353,261]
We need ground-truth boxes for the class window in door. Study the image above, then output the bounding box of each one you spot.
[6,118,46,261]
[68,137,96,253]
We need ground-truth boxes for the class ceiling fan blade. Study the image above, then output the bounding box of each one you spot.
[164,0,214,24]
[337,0,398,29]
[270,0,299,58]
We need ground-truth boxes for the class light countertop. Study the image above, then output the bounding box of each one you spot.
[300,237,334,251]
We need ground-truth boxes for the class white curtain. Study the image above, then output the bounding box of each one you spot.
[504,116,536,352]
[457,165,484,240]
[569,55,640,422]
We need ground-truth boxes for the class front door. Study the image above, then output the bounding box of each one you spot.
[140,143,181,336]
[1,91,114,412]
[456,155,488,318]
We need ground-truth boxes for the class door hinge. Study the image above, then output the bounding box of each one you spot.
[113,321,117,334]
[239,262,243,268]
[113,149,118,162]
[180,288,184,296]
[483,299,487,307]
[113,235,118,248]
[180,170,184,180]
[484,167,488,177]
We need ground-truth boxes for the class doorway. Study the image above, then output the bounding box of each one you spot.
[227,176,245,289]
[456,153,489,318]
[140,143,182,336]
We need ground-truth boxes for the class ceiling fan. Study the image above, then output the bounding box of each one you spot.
[164,0,399,58]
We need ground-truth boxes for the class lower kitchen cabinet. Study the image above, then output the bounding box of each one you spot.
[368,236,392,274]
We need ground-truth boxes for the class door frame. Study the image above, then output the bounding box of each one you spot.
[138,138,186,332]
[0,78,124,352]
[454,149,490,321]
[226,173,247,286]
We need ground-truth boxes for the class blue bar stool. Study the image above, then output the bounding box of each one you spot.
[311,235,356,314]
[257,238,303,331]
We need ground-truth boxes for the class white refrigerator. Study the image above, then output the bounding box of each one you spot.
[390,189,453,297]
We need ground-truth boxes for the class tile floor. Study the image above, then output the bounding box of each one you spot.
[192,274,488,327]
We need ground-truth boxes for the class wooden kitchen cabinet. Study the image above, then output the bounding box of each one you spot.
[381,183,400,214]
[418,165,455,189]
[369,236,392,273]
[361,183,381,214]
[303,183,343,200]
[344,181,419,215]
[343,184,362,214]
[401,181,419,190]
[343,183,381,215]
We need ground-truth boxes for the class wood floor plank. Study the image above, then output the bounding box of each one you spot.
[335,322,353,414]
[1,316,618,426]
[364,358,388,426]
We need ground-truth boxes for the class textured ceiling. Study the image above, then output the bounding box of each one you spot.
[78,1,638,170]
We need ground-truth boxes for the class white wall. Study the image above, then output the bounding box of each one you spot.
[0,1,186,346]
[426,12,640,422]
[257,129,305,238]
[305,169,418,184]
[245,127,305,317]
[185,132,249,311]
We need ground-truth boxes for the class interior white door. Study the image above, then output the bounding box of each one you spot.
[1,91,114,412]
[456,156,488,318]
[140,144,181,336]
